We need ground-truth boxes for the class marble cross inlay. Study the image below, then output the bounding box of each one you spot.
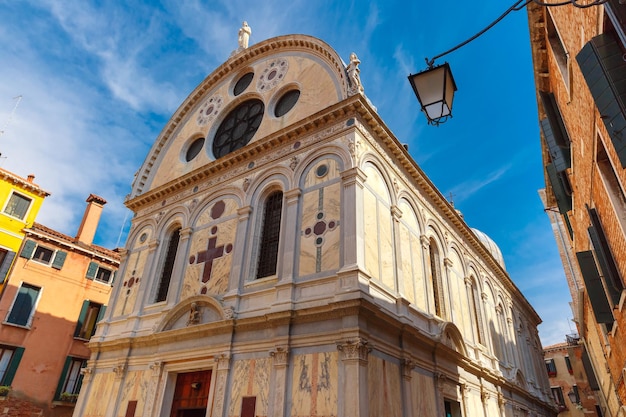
[190,226,233,283]
[188,201,233,284]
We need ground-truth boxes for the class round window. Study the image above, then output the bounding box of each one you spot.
[213,99,264,159]
[274,90,300,117]
[233,72,254,96]
[186,137,205,161]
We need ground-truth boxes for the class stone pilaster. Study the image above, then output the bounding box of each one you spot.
[269,347,289,417]
[211,353,231,417]
[337,338,370,417]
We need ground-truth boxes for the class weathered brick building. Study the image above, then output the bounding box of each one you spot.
[528,2,626,416]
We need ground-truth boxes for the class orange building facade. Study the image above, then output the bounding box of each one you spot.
[544,337,601,417]
[0,194,119,417]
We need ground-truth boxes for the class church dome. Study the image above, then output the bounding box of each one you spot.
[471,228,506,270]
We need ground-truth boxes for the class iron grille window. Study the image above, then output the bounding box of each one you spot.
[256,192,283,279]
[155,228,181,302]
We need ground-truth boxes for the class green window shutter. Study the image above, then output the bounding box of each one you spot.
[540,117,571,172]
[86,262,98,280]
[96,305,107,323]
[110,271,117,285]
[2,347,24,386]
[93,305,107,336]
[54,356,73,400]
[0,251,16,284]
[576,33,626,168]
[587,208,624,305]
[576,251,614,325]
[546,163,572,214]
[51,251,67,270]
[19,240,36,259]
[74,300,90,338]
[7,284,39,326]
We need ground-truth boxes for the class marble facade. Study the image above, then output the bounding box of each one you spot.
[76,34,556,417]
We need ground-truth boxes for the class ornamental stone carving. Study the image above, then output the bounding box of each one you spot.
[337,338,371,362]
[270,346,289,366]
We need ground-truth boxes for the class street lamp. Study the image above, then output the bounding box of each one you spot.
[408,0,609,126]
[408,63,456,126]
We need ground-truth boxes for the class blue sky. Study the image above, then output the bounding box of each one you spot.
[0,1,574,346]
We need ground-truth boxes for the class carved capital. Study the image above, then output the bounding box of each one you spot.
[337,338,371,362]
[284,188,302,203]
[464,276,473,287]
[113,363,126,379]
[420,235,430,249]
[390,205,403,221]
[481,292,488,301]
[270,346,289,366]
[149,361,163,377]
[237,206,253,221]
[436,372,447,391]
[341,166,366,188]
[481,387,491,402]
[216,353,231,371]
[180,227,193,240]
[402,359,416,379]
[443,257,453,268]
[148,239,160,252]
[498,392,506,407]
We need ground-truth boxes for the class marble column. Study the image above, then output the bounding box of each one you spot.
[211,353,232,417]
[168,226,193,306]
[269,346,289,417]
[337,338,370,417]
[401,359,415,416]
[339,167,366,273]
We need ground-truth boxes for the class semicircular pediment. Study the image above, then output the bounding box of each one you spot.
[130,34,351,199]
[157,295,233,332]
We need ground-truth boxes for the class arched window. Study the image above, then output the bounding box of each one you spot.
[468,278,483,344]
[429,238,444,318]
[155,228,181,302]
[256,191,283,279]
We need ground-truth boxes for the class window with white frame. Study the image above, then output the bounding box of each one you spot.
[54,357,86,401]
[0,345,24,386]
[19,240,67,270]
[3,192,32,220]
[5,283,41,327]
[85,261,114,285]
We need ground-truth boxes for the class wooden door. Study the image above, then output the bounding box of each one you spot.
[170,370,212,417]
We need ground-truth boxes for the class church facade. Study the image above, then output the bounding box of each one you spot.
[76,34,555,417]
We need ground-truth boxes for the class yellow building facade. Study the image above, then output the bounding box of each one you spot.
[78,34,555,417]
[0,168,49,289]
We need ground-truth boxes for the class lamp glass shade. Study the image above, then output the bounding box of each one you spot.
[408,63,457,125]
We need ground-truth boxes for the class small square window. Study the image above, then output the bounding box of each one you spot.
[3,192,32,220]
[32,246,54,265]
[545,359,557,377]
[95,267,112,284]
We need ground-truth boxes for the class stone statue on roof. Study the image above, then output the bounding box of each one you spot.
[238,21,251,49]
[347,52,364,95]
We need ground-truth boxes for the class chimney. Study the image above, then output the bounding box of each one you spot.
[75,194,107,245]
[27,174,35,183]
